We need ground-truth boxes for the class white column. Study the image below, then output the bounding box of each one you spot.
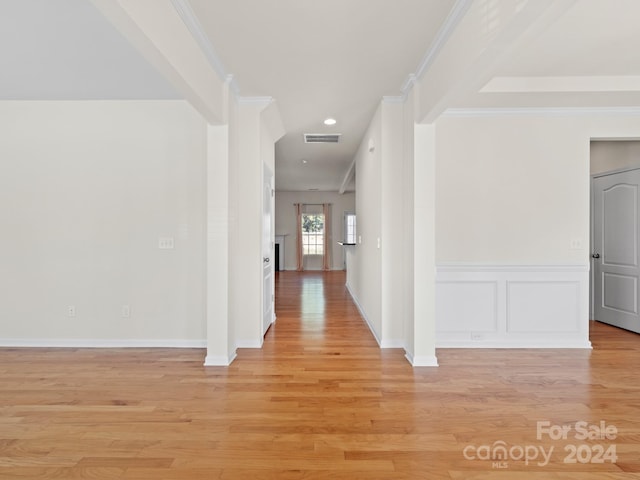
[411,123,438,366]
[204,124,235,365]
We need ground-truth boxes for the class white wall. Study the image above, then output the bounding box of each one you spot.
[380,101,405,346]
[274,191,355,271]
[205,122,234,365]
[347,98,433,357]
[227,99,284,350]
[0,100,207,346]
[433,111,640,348]
[401,89,416,360]
[351,105,383,341]
[228,101,265,348]
[436,114,589,265]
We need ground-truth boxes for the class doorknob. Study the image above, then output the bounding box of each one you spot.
[592,253,600,259]
[263,257,270,263]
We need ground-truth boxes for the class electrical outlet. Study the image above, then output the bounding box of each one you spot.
[67,305,76,317]
[158,237,174,249]
[122,305,131,318]
[471,332,484,341]
[570,239,583,250]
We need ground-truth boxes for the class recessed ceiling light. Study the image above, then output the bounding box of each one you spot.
[323,118,337,126]
[302,159,308,164]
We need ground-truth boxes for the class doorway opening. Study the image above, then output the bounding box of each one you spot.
[590,140,640,335]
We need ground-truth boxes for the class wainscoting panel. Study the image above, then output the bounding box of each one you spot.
[436,281,498,333]
[436,265,591,348]
[507,281,580,333]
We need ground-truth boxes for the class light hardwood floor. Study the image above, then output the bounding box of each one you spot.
[1,270,639,479]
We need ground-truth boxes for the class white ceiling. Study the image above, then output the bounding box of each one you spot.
[0,0,179,99]
[3,0,640,190]
[187,0,454,192]
[455,0,640,109]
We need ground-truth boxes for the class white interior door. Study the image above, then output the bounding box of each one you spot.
[593,168,640,333]
[262,167,274,336]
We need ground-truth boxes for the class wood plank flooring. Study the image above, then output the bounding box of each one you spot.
[1,270,640,479]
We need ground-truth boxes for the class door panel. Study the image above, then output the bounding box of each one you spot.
[603,273,637,314]
[603,184,637,266]
[262,167,274,336]
[593,169,640,333]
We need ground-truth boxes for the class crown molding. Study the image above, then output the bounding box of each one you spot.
[401,0,473,96]
[382,95,405,104]
[400,74,417,96]
[442,106,640,118]
[170,0,240,94]
[236,96,274,106]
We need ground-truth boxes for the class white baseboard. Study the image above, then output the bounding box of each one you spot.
[0,339,206,348]
[345,282,380,345]
[405,352,439,367]
[436,264,592,349]
[346,282,404,349]
[204,351,237,366]
[281,267,345,271]
[235,339,263,349]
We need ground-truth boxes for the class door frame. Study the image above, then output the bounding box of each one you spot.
[590,163,640,322]
[262,164,275,336]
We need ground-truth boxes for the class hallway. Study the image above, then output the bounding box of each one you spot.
[1,271,639,478]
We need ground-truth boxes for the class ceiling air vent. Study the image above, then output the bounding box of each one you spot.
[304,133,341,144]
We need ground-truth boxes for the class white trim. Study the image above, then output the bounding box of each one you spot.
[405,353,439,367]
[235,339,263,349]
[443,107,640,118]
[345,283,404,349]
[339,158,356,195]
[438,264,589,273]
[380,339,405,349]
[0,339,206,348]
[437,340,592,349]
[400,74,417,97]
[481,75,640,94]
[170,0,239,94]
[382,96,405,105]
[401,0,473,95]
[204,352,236,366]
[345,282,381,346]
[237,96,274,106]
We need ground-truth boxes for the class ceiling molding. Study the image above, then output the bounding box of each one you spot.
[401,0,473,95]
[382,96,405,104]
[236,96,274,106]
[443,107,640,118]
[339,159,356,195]
[481,76,640,93]
[400,74,417,96]
[170,0,240,93]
